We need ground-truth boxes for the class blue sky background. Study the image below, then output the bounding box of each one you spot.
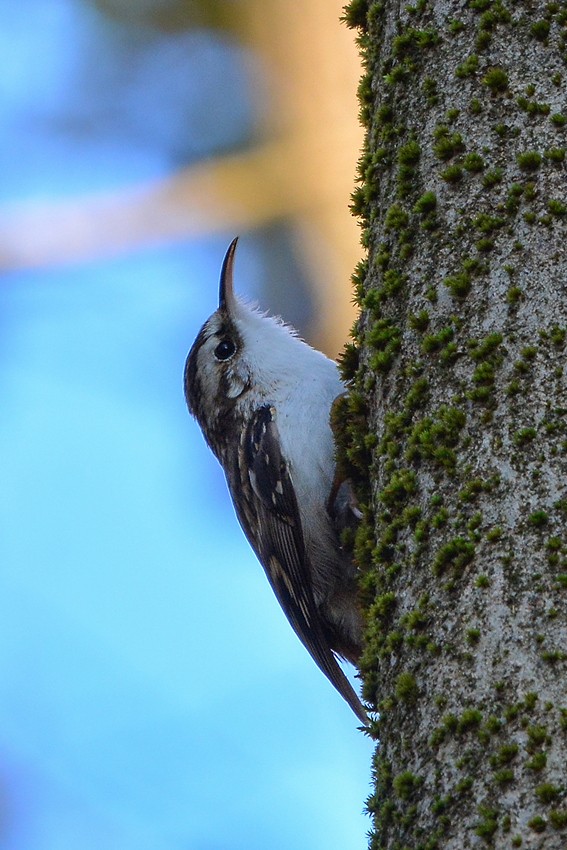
[0,1,371,848]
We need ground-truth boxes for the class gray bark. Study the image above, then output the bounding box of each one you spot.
[341,1,567,847]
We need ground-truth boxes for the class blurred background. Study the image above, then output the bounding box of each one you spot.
[0,1,368,848]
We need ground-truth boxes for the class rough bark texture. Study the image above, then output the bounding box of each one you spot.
[340,1,567,848]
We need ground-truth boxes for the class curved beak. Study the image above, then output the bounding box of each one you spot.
[218,237,239,313]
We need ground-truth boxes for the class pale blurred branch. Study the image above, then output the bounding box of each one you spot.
[0,0,363,355]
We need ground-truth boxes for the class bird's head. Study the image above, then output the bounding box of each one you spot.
[184,238,304,455]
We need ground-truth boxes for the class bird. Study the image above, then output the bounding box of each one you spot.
[184,238,366,723]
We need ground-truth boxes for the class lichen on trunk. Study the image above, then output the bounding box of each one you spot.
[341,1,567,847]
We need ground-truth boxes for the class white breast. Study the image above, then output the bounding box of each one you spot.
[277,354,344,519]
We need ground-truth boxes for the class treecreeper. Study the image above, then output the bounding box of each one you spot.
[184,238,366,723]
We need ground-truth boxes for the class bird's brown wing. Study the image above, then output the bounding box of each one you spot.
[226,403,366,724]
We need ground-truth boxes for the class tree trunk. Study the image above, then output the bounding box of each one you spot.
[341,1,567,847]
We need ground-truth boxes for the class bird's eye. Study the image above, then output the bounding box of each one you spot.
[214,338,236,361]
